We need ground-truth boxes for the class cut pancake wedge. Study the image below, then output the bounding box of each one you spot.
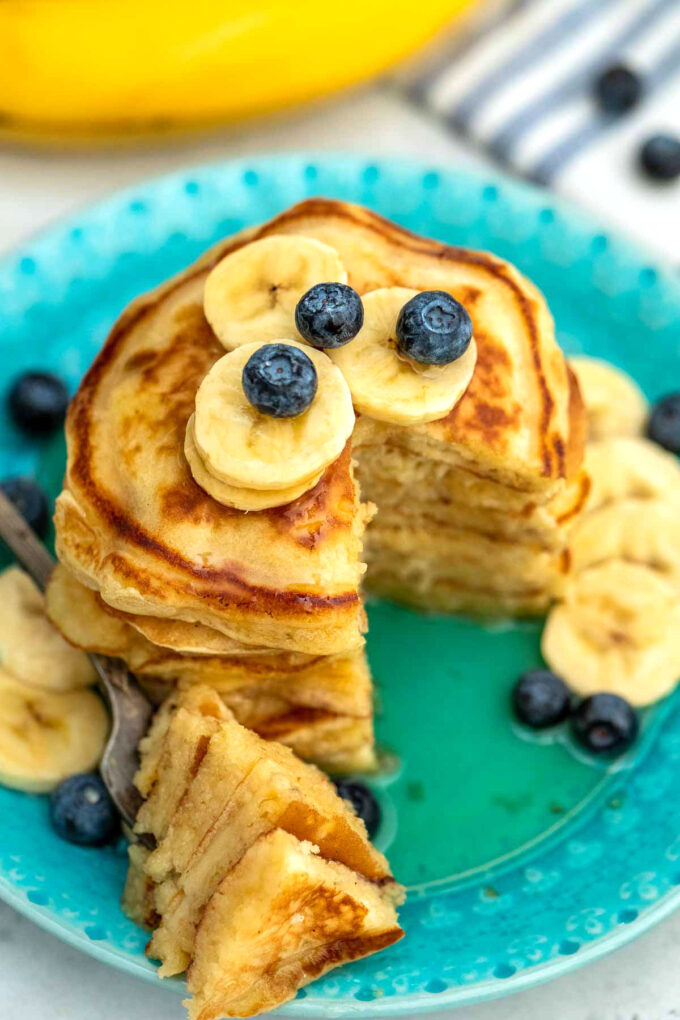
[185,829,402,1020]
[124,687,401,986]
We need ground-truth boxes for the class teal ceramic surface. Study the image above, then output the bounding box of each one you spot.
[1,155,679,1015]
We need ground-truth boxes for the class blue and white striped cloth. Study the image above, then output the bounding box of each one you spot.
[411,0,680,261]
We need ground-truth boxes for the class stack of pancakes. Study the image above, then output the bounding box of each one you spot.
[49,198,585,773]
[123,685,403,1018]
[47,561,373,774]
[356,409,588,616]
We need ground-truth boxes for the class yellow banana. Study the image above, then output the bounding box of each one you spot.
[331,288,477,425]
[0,0,478,143]
[192,340,354,493]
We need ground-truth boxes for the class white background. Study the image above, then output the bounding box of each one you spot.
[1,87,679,1018]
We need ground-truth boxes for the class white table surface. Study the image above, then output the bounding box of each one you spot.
[1,87,679,1019]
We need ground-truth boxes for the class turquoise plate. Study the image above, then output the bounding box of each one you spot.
[1,154,679,1015]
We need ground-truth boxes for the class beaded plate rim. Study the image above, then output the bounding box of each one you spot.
[4,870,680,1014]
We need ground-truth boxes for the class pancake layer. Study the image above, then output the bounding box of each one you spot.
[47,566,374,774]
[122,685,403,1014]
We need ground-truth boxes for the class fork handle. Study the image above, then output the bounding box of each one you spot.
[0,489,153,835]
[0,489,55,591]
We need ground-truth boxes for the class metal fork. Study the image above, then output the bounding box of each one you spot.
[0,489,153,834]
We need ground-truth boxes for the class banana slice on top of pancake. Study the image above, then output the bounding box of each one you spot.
[542,562,680,707]
[204,236,347,350]
[192,340,354,498]
[185,414,323,511]
[569,356,648,440]
[330,288,477,425]
[585,436,680,511]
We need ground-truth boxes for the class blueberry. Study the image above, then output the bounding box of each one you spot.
[8,371,69,436]
[0,477,50,538]
[512,670,570,729]
[242,343,317,418]
[571,694,638,755]
[295,283,364,349]
[396,291,472,366]
[639,134,680,182]
[647,393,680,454]
[593,64,642,114]
[49,773,119,846]
[335,780,381,839]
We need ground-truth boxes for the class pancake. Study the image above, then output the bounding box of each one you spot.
[55,198,584,658]
[124,693,401,1020]
[356,441,590,550]
[46,566,374,773]
[185,829,402,1020]
[48,563,315,658]
[124,686,400,979]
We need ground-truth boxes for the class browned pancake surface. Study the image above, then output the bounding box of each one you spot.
[56,199,583,650]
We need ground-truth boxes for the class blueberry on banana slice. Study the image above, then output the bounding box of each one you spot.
[190,340,354,503]
[396,290,473,367]
[330,287,477,425]
[242,343,318,418]
[295,282,364,349]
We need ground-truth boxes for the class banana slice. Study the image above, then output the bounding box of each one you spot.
[0,566,96,691]
[0,669,109,792]
[204,236,347,350]
[585,437,680,511]
[542,562,680,706]
[568,562,677,648]
[193,340,354,491]
[569,498,680,588]
[570,356,648,440]
[330,288,477,425]
[184,414,323,510]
